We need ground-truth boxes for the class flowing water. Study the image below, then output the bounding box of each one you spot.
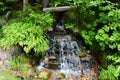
[48,34,81,73]
[36,14,98,80]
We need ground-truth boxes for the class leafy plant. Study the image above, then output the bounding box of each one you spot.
[107,53,120,65]
[50,0,73,7]
[0,0,21,12]
[0,2,8,12]
[10,53,35,80]
[99,52,120,80]
[0,10,54,55]
[73,1,120,79]
[10,53,29,69]
[0,66,20,80]
[99,65,120,80]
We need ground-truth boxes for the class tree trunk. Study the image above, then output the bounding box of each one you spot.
[23,0,28,11]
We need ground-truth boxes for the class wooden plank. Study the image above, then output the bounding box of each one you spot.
[43,6,76,12]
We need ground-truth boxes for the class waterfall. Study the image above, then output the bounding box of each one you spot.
[36,12,98,80]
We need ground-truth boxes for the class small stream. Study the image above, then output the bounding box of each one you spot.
[36,14,99,80]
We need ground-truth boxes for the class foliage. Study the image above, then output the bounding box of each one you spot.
[0,0,21,12]
[49,0,120,79]
[107,53,120,65]
[70,1,120,79]
[6,0,20,2]
[53,0,120,50]
[10,53,29,70]
[95,9,120,50]
[0,10,54,55]
[0,0,120,79]
[0,67,20,80]
[49,0,120,49]
[10,54,34,80]
[0,2,7,12]
[99,65,120,80]
[76,0,120,47]
[50,0,73,7]
[99,52,120,80]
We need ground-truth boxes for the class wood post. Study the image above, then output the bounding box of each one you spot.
[43,6,76,12]
[23,0,28,11]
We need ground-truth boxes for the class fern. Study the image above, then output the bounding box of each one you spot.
[0,11,54,55]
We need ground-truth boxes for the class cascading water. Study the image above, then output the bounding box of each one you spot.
[36,12,98,80]
[59,41,80,72]
[48,34,82,73]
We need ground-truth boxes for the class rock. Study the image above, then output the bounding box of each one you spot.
[38,69,51,80]
[0,48,10,66]
[0,61,3,65]
[80,55,99,72]
[68,77,75,80]
[81,76,87,80]
[49,55,58,59]
[57,73,66,79]
[79,47,90,56]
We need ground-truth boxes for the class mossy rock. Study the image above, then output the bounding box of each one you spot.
[38,69,51,80]
[56,73,66,79]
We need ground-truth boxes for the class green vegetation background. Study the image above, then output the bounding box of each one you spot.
[0,0,120,80]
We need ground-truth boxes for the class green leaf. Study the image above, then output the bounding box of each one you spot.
[81,30,87,35]
[117,44,120,51]
[0,2,3,5]
[88,31,95,36]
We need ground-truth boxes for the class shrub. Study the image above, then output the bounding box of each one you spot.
[0,11,54,55]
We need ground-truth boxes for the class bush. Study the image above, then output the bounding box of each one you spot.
[0,11,54,55]
[99,53,120,80]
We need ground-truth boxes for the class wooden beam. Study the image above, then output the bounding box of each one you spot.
[23,0,28,11]
[43,6,76,12]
